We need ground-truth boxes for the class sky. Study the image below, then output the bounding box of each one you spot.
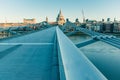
[0,0,120,23]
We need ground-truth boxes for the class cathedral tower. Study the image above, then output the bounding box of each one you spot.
[56,10,65,25]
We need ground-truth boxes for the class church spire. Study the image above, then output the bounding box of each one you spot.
[46,16,48,22]
[58,9,63,17]
[60,9,62,15]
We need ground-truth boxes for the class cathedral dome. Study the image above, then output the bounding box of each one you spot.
[56,10,65,25]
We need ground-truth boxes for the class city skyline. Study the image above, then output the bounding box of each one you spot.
[0,0,120,23]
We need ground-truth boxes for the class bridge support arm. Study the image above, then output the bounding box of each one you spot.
[66,31,78,36]
[76,39,98,48]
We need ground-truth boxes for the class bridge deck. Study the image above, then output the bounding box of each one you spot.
[0,28,59,80]
[0,27,107,80]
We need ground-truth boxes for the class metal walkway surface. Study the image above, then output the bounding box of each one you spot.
[0,27,107,80]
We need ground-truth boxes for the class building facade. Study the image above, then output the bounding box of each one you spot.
[23,18,36,24]
[0,23,27,28]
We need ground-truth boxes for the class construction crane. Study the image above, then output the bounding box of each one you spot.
[82,9,86,23]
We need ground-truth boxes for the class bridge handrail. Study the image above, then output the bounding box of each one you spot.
[56,27,107,80]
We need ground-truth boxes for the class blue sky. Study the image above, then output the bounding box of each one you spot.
[0,0,120,22]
